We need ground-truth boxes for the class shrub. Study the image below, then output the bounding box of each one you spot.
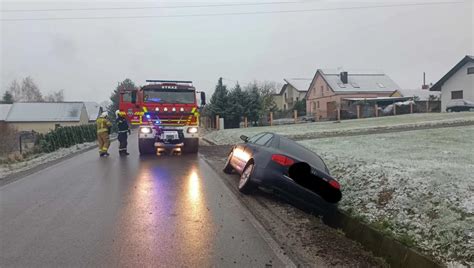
[36,124,96,153]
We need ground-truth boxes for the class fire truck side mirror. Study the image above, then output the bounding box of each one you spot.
[200,92,206,106]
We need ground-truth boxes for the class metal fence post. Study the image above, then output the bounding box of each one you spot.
[215,115,219,130]
[357,105,361,119]
[375,104,378,117]
[294,110,297,124]
[270,112,273,126]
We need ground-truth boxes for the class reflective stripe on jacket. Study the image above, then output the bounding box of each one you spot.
[96,117,112,133]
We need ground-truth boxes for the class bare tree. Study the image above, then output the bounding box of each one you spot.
[9,77,43,102]
[44,90,65,102]
[0,123,18,157]
[21,77,43,102]
[8,80,21,102]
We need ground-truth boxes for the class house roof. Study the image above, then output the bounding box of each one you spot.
[396,89,440,100]
[0,104,13,121]
[317,69,400,93]
[430,55,474,91]
[283,78,312,92]
[5,102,87,122]
[84,102,102,121]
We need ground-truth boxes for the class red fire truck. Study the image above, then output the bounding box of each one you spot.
[119,80,206,155]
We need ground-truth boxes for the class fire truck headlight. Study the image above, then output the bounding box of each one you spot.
[164,107,168,112]
[187,127,198,134]
[155,107,160,112]
[180,107,185,112]
[140,127,152,134]
[172,107,176,112]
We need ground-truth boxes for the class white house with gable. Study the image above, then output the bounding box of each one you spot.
[430,55,474,111]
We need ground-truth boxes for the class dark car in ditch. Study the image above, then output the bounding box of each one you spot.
[223,132,342,213]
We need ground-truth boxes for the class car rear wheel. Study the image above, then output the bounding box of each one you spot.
[447,108,452,112]
[223,151,234,174]
[239,162,257,194]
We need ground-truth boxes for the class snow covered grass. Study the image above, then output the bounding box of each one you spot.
[204,112,474,145]
[0,142,96,180]
[299,126,474,266]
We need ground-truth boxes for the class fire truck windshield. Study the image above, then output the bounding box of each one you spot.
[143,89,195,104]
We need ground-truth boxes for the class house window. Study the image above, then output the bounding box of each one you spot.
[320,86,324,92]
[283,104,287,110]
[285,93,287,99]
[317,101,320,108]
[468,67,474,74]
[451,90,463,99]
[296,97,299,101]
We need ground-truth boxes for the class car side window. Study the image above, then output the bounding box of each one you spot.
[248,133,265,143]
[255,134,273,146]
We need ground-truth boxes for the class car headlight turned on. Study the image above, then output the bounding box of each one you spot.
[187,127,198,134]
[140,127,152,134]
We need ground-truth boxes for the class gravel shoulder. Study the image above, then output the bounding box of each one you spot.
[199,145,387,267]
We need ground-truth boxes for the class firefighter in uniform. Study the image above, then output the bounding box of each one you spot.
[96,112,112,157]
[115,110,131,156]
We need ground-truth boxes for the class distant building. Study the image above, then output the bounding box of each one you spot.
[391,88,440,101]
[84,102,103,122]
[273,78,310,111]
[305,69,400,120]
[430,55,474,111]
[3,102,90,133]
[0,104,13,123]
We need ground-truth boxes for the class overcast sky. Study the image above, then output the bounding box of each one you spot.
[1,0,473,103]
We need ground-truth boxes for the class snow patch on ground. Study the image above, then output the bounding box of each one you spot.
[204,113,474,145]
[299,126,474,266]
[0,142,96,180]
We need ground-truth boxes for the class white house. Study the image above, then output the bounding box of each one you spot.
[272,78,311,111]
[430,55,474,111]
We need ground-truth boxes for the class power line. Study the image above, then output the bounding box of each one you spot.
[1,2,464,22]
[0,2,302,12]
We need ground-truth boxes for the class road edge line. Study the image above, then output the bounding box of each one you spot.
[200,156,297,268]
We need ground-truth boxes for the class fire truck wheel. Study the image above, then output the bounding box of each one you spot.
[183,138,199,153]
[139,139,155,155]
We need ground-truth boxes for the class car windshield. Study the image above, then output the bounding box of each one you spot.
[144,89,195,104]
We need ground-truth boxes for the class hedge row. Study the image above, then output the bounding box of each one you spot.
[35,124,97,153]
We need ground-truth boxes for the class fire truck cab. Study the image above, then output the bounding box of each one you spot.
[119,80,205,155]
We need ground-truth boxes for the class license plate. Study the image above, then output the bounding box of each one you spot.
[163,131,178,140]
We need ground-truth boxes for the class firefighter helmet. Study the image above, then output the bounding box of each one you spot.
[115,110,121,117]
[100,112,108,118]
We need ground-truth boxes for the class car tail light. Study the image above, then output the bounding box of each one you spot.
[329,180,340,190]
[271,154,294,166]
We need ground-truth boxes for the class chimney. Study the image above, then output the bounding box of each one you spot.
[340,71,348,84]
[421,72,429,89]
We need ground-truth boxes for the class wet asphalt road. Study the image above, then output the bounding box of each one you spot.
[0,136,289,267]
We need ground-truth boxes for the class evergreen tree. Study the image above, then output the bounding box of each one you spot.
[207,78,229,122]
[293,99,307,116]
[226,83,248,128]
[107,78,136,119]
[2,91,13,104]
[245,83,262,126]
